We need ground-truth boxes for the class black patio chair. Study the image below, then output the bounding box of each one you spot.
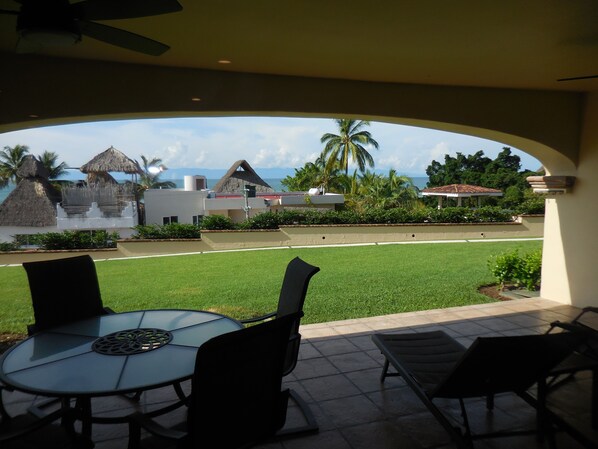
[127,313,299,449]
[23,255,114,336]
[0,385,93,449]
[22,255,137,412]
[373,330,587,449]
[240,256,320,436]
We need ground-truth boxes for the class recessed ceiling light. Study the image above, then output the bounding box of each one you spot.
[218,60,231,64]
[191,97,201,102]
[28,114,39,118]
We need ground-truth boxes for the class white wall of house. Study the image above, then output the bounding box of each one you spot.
[144,189,210,225]
[541,93,598,308]
[0,225,56,243]
[56,202,137,232]
[145,187,345,225]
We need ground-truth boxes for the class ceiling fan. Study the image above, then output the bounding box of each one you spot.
[557,75,598,82]
[0,0,182,56]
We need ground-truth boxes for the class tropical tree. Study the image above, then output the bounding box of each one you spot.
[281,155,347,193]
[0,144,29,187]
[38,150,68,180]
[320,119,379,175]
[138,155,176,191]
[355,169,419,210]
[425,147,542,209]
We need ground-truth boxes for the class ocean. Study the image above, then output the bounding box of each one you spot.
[0,176,429,205]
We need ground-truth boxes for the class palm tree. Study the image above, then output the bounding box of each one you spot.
[0,144,29,187]
[353,169,419,210]
[138,155,176,191]
[38,151,68,180]
[281,155,346,193]
[320,119,379,175]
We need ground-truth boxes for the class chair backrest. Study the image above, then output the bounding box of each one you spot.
[432,331,586,399]
[188,313,298,449]
[23,255,106,333]
[276,257,320,375]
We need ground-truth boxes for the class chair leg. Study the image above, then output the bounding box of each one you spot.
[379,358,402,383]
[592,368,598,429]
[276,389,318,437]
[381,359,390,382]
[486,394,494,410]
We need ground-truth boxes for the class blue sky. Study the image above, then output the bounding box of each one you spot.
[0,117,541,177]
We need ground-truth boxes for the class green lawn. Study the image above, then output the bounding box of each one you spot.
[0,240,542,335]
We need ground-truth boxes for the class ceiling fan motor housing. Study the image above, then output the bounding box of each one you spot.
[16,0,81,46]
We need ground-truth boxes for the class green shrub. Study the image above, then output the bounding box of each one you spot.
[428,207,467,223]
[515,198,546,215]
[132,223,201,239]
[488,249,542,290]
[199,215,235,230]
[469,206,513,223]
[37,230,119,250]
[0,241,20,252]
[132,224,164,239]
[241,212,281,229]
[518,250,543,291]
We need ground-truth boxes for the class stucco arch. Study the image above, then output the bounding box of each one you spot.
[0,55,583,176]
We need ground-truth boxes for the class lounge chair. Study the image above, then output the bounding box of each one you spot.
[547,307,598,428]
[23,255,114,335]
[373,330,586,448]
[127,313,299,449]
[241,256,320,436]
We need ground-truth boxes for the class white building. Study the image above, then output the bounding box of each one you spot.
[144,161,344,225]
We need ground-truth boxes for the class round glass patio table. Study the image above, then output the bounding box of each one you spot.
[0,310,242,397]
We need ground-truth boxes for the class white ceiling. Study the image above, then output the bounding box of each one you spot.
[1,0,597,92]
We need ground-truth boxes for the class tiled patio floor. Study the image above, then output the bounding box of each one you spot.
[4,298,598,448]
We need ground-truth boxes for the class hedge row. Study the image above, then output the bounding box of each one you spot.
[129,206,516,237]
[0,230,120,252]
[131,223,201,239]
[0,207,522,250]
[236,206,515,230]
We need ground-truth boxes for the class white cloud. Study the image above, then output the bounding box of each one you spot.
[0,117,541,175]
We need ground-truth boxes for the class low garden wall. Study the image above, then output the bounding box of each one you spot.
[0,248,120,265]
[198,215,543,251]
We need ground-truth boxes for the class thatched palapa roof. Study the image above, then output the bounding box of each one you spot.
[0,155,60,227]
[86,171,118,185]
[80,146,142,174]
[213,160,274,194]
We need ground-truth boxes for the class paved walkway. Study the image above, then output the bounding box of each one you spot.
[4,298,597,449]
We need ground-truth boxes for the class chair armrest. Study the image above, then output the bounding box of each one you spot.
[240,311,277,324]
[549,321,585,333]
[127,411,187,449]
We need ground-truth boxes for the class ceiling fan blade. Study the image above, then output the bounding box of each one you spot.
[79,20,170,56]
[557,75,598,82]
[71,0,182,21]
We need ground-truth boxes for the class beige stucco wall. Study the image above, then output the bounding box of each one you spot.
[0,249,121,266]
[541,93,598,307]
[117,240,212,257]
[199,217,542,251]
